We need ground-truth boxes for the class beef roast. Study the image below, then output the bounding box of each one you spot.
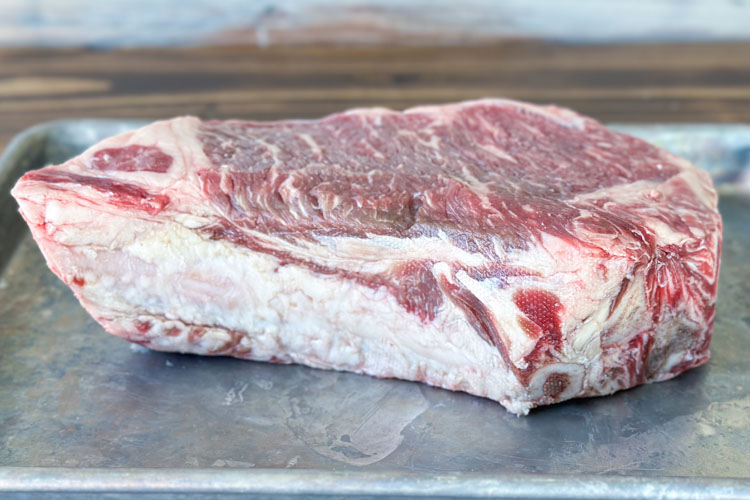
[11,99,722,414]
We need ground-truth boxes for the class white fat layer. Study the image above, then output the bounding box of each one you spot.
[68,118,191,182]
[42,213,529,412]
[314,232,489,268]
[12,117,214,243]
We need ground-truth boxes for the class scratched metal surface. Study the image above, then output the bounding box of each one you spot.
[0,120,749,499]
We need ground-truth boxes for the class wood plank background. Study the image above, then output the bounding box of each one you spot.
[1,41,750,149]
[2,0,750,47]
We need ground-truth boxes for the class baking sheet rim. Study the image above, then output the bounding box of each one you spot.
[2,467,749,497]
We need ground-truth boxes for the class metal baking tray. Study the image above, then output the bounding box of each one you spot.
[1,120,749,499]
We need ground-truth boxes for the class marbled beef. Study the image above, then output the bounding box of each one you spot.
[11,99,722,414]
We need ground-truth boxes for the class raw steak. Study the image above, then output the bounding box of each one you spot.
[11,99,722,414]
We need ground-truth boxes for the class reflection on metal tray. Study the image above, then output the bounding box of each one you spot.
[1,120,749,499]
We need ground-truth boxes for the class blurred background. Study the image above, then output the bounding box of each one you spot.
[2,0,750,149]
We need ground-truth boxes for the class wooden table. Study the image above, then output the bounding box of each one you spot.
[1,42,749,150]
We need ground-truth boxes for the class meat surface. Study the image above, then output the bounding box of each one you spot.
[11,99,722,414]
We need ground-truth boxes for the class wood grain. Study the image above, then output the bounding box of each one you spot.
[2,0,750,47]
[1,42,750,150]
